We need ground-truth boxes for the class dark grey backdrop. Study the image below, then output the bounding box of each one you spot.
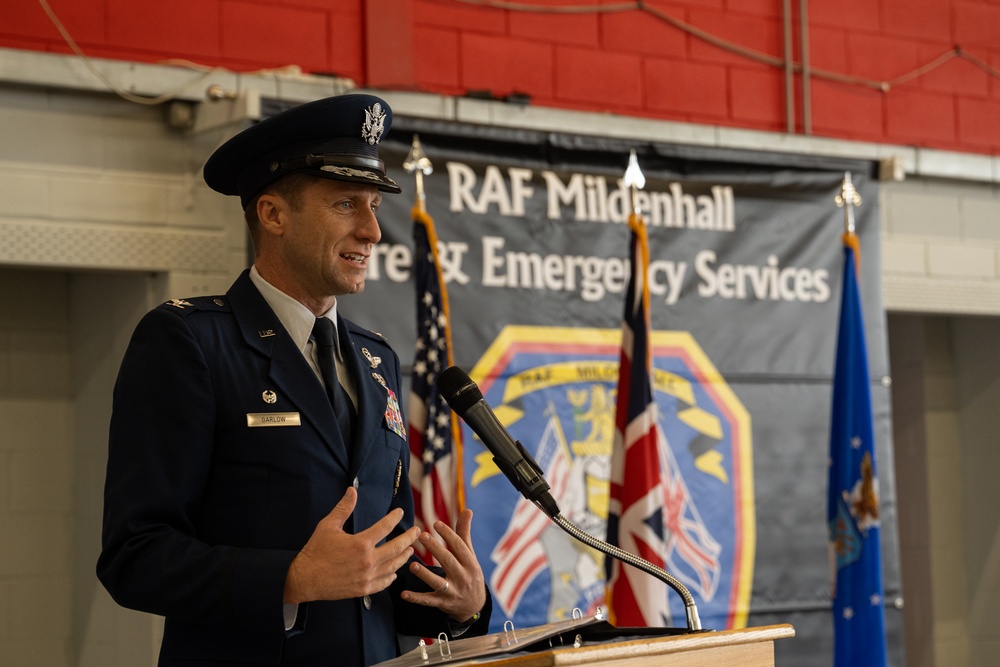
[335,118,900,667]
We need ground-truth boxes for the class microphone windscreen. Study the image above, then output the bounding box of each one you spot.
[437,366,483,416]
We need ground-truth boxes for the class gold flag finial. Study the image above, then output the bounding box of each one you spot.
[835,171,862,234]
[403,134,433,209]
[623,149,646,215]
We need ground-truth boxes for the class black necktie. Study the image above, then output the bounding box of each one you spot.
[312,317,355,445]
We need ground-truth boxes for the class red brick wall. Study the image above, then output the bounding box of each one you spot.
[4,0,999,154]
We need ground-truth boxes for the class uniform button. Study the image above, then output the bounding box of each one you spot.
[363,595,372,610]
[353,477,360,489]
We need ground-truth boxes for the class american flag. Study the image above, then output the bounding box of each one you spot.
[408,207,463,557]
[489,414,571,616]
[604,209,671,627]
[827,228,888,667]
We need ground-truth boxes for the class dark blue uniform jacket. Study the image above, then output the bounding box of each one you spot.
[97,270,490,666]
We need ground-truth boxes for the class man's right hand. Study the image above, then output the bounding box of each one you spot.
[283,486,420,603]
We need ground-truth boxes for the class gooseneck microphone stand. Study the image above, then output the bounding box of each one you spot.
[549,513,702,632]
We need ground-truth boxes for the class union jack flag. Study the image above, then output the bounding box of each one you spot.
[605,209,671,627]
[605,204,723,627]
[408,207,463,557]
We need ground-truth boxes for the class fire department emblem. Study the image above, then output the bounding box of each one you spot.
[463,325,755,631]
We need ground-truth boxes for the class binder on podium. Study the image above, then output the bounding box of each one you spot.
[376,611,794,667]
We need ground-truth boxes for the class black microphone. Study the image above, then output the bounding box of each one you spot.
[437,366,560,518]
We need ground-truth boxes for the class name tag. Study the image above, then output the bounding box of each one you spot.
[247,412,301,427]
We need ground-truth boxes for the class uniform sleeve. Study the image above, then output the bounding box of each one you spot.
[96,307,296,640]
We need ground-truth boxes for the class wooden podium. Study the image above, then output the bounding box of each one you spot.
[437,624,795,667]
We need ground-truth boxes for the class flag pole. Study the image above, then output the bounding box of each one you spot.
[595,149,702,632]
[827,171,888,667]
[624,148,646,215]
[835,171,862,235]
[835,171,863,268]
[404,135,466,530]
[623,149,652,318]
[404,133,433,213]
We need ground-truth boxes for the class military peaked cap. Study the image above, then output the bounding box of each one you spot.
[204,93,402,209]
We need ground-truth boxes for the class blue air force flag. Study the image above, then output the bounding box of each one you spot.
[827,233,888,667]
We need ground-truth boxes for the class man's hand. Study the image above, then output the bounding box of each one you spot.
[284,487,420,604]
[400,508,487,623]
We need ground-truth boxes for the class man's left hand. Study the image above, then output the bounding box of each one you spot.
[400,508,486,624]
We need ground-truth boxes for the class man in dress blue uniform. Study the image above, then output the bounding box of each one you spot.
[97,94,490,666]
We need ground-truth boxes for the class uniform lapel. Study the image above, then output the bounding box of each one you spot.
[337,314,383,477]
[227,271,351,471]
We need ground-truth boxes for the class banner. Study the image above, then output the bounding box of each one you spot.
[337,119,899,665]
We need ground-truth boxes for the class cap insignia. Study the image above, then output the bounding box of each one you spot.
[361,102,387,145]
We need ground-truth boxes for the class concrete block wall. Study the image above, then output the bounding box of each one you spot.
[4,1,1000,153]
[0,270,75,666]
[921,317,971,667]
[881,178,1000,315]
[0,83,249,666]
[0,0,367,80]
[387,0,1000,153]
[888,313,1000,667]
[0,88,245,277]
[0,268,172,667]
[949,317,1000,666]
[70,271,168,667]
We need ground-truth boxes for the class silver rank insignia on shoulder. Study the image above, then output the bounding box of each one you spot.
[362,347,382,368]
[262,390,277,404]
[361,102,386,145]
[166,298,194,309]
